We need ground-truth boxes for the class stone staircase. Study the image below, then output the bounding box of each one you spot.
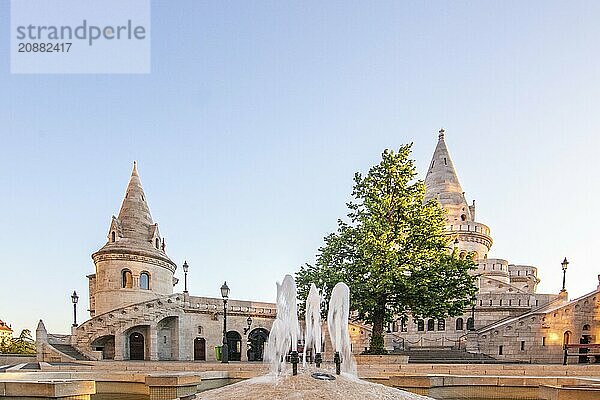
[72,294,187,359]
[49,344,92,361]
[392,348,499,363]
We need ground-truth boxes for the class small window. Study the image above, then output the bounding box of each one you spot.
[122,270,133,288]
[438,319,445,331]
[140,272,150,290]
[456,318,464,331]
[461,214,467,221]
[427,319,435,331]
[198,326,203,335]
[500,299,503,306]
[163,336,167,344]
[583,324,591,331]
[498,345,503,355]
[509,299,512,306]
[542,337,546,346]
[155,238,160,249]
[520,341,525,351]
[417,320,424,332]
[444,157,447,165]
[111,231,116,242]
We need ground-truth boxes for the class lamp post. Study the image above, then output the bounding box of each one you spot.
[244,316,252,335]
[183,261,189,293]
[469,295,476,331]
[561,257,569,292]
[71,291,79,327]
[220,281,230,363]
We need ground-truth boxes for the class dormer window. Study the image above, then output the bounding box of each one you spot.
[111,231,116,242]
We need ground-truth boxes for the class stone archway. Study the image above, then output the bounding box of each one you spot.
[157,316,179,361]
[247,328,269,362]
[226,331,242,361]
[90,335,115,360]
[129,332,144,360]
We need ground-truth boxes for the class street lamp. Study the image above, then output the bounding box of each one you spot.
[561,257,569,292]
[220,281,230,363]
[71,291,79,327]
[244,316,253,335]
[469,295,476,331]
[182,261,189,293]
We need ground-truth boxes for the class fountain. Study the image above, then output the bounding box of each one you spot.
[303,283,322,368]
[195,276,431,399]
[327,282,356,376]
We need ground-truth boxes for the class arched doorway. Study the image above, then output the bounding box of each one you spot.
[194,338,206,361]
[129,332,145,360]
[247,328,269,362]
[226,331,241,361]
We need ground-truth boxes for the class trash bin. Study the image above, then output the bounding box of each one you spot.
[215,346,222,361]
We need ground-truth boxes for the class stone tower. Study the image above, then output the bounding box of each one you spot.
[424,129,493,260]
[88,162,177,316]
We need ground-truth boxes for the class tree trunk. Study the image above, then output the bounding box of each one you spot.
[369,304,387,354]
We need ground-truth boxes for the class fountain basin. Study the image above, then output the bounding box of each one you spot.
[195,372,431,399]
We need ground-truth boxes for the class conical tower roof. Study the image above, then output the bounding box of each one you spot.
[424,129,472,222]
[93,162,176,270]
[117,161,154,240]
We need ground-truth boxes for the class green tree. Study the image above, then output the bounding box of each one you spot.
[7,329,36,355]
[296,145,477,354]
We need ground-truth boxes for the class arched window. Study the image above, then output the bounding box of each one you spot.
[155,238,160,249]
[111,231,116,242]
[427,319,435,331]
[122,270,133,288]
[583,324,591,331]
[466,317,474,330]
[438,319,445,331]
[456,318,464,331]
[140,272,150,290]
[417,320,424,332]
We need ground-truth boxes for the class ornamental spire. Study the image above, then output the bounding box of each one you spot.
[117,162,154,240]
[424,128,472,222]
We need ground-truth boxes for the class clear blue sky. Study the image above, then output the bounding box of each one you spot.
[1,1,600,335]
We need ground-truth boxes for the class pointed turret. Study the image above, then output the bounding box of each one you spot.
[424,128,472,222]
[117,161,155,241]
[91,162,177,316]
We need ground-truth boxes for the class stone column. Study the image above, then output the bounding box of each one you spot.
[465,331,480,353]
[241,335,248,362]
[149,324,159,361]
[114,332,124,360]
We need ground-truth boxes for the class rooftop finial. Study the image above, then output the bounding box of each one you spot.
[438,128,445,139]
[132,161,138,175]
